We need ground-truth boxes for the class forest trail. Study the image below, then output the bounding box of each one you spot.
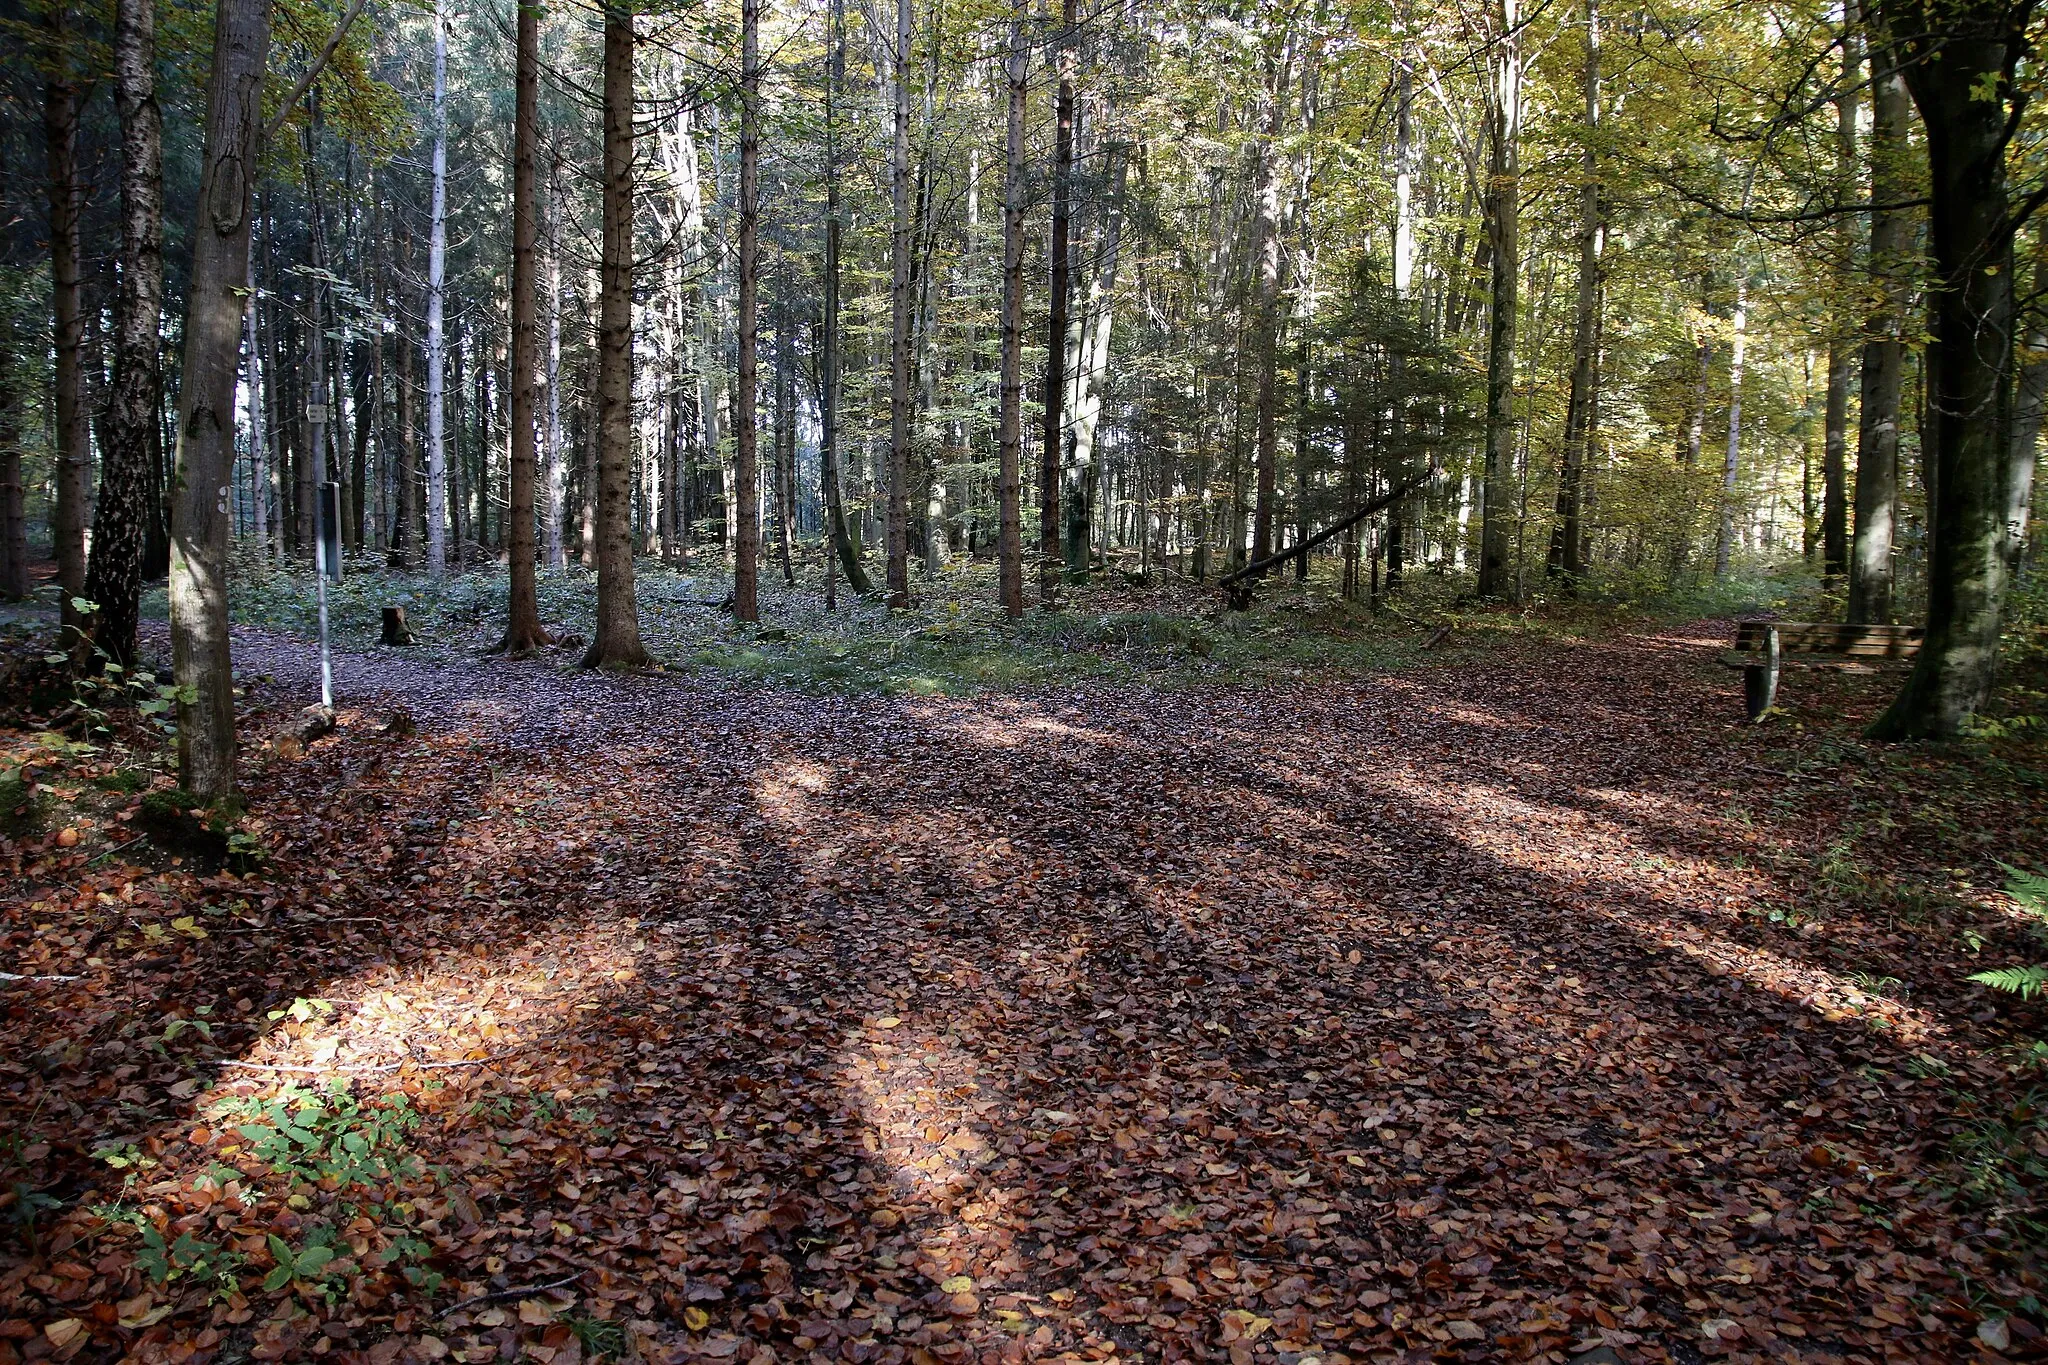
[12,624,2014,1362]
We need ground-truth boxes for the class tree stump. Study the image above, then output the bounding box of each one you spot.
[381,606,420,646]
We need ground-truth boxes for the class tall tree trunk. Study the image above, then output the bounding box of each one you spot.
[821,0,871,595]
[998,7,1028,618]
[244,246,269,555]
[544,153,567,569]
[1869,0,2028,736]
[85,0,165,668]
[392,232,419,567]
[2010,255,2046,578]
[1547,0,1599,586]
[1715,279,1749,576]
[1849,24,1911,625]
[1250,50,1288,575]
[735,0,762,621]
[1039,0,1076,607]
[303,97,333,565]
[426,0,450,576]
[775,281,795,584]
[1475,0,1521,600]
[585,0,649,667]
[1823,0,1860,580]
[500,0,550,650]
[169,0,270,799]
[885,0,914,607]
[0,311,25,599]
[44,7,87,638]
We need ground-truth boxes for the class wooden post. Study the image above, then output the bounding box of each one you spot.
[1744,624,1780,721]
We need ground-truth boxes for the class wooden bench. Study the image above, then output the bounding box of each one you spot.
[1723,621,1922,721]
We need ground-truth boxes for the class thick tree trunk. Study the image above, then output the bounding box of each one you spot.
[499,0,550,652]
[169,0,270,799]
[1040,0,1076,607]
[735,0,762,621]
[1547,0,1599,586]
[85,0,166,669]
[998,9,1028,618]
[44,8,88,638]
[1476,0,1521,600]
[584,0,649,668]
[1869,0,2021,738]
[1849,28,1911,625]
[425,0,450,576]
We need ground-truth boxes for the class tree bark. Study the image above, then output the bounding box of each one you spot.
[0,313,25,599]
[1868,0,2022,737]
[1475,0,1521,600]
[1250,50,1288,576]
[1040,0,1076,607]
[1849,24,1910,625]
[1547,0,1599,586]
[1714,280,1749,577]
[821,0,872,596]
[425,0,450,576]
[85,0,166,669]
[44,6,88,639]
[885,0,915,607]
[500,0,551,652]
[169,0,270,799]
[998,8,1028,618]
[735,0,762,622]
[584,0,649,667]
[544,151,567,569]
[1822,0,1860,580]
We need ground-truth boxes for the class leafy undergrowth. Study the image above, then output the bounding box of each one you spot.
[4,610,2048,1363]
[163,549,1577,698]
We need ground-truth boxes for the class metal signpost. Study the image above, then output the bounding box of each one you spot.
[314,477,342,709]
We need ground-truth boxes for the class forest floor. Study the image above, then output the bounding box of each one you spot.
[6,575,2048,1365]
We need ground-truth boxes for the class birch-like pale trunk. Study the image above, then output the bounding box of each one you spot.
[1715,279,1749,577]
[425,0,450,577]
[734,0,762,621]
[1475,0,1522,599]
[885,0,914,606]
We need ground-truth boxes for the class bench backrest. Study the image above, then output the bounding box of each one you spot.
[1733,621,1923,657]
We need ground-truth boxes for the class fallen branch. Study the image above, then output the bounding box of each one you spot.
[1218,466,1440,592]
[220,1048,525,1076]
[433,1271,585,1320]
[1,971,82,983]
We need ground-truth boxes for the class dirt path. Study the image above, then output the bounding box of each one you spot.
[5,623,2023,1363]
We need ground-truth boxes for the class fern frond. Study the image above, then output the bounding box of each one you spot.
[1970,965,2048,999]
[2001,863,2048,919]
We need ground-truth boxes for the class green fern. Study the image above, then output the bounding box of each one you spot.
[2003,863,2048,919]
[1971,966,2048,1000]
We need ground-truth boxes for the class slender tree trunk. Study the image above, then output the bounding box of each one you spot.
[1547,0,1599,586]
[244,249,269,555]
[0,312,25,599]
[84,0,165,668]
[44,7,88,637]
[1823,0,1861,580]
[425,0,450,576]
[544,154,567,569]
[735,0,762,621]
[998,8,1028,618]
[585,0,649,667]
[1040,0,1076,606]
[2009,256,2046,578]
[885,0,915,606]
[392,237,420,567]
[821,0,871,596]
[1250,52,1288,575]
[1849,23,1910,625]
[1476,0,1521,600]
[1713,280,1749,576]
[775,282,795,584]
[169,0,269,799]
[498,0,550,649]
